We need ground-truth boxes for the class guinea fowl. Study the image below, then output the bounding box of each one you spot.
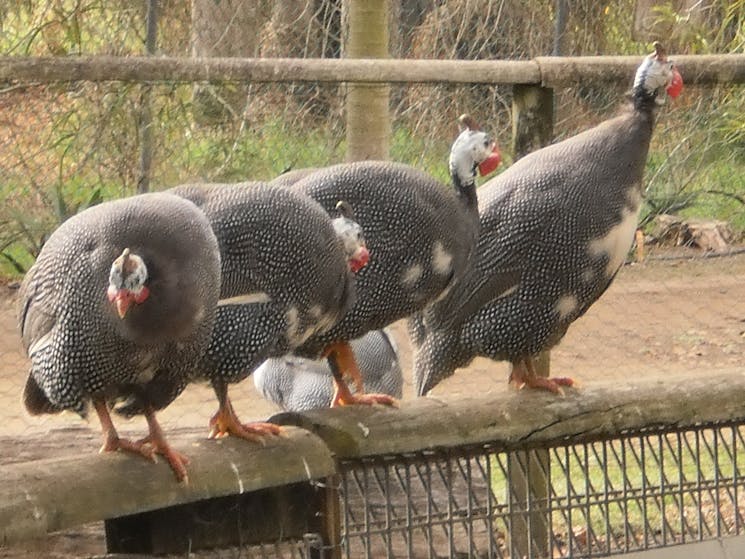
[163,182,369,440]
[253,328,403,411]
[279,119,501,405]
[18,193,221,482]
[412,43,683,396]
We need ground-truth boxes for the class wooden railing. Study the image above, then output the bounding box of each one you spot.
[3,370,745,557]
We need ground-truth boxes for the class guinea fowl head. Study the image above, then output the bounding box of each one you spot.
[632,42,683,109]
[332,200,369,273]
[449,114,501,194]
[107,248,150,318]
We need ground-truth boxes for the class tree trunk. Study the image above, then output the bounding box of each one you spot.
[344,0,390,161]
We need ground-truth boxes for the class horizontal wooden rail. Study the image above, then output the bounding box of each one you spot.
[273,369,745,459]
[3,370,745,549]
[0,426,334,546]
[1,54,744,86]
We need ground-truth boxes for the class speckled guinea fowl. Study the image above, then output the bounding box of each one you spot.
[412,43,683,396]
[276,120,500,404]
[164,182,369,440]
[253,328,403,411]
[18,192,221,482]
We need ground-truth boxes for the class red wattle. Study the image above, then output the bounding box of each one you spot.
[478,149,501,177]
[667,68,683,99]
[350,247,370,273]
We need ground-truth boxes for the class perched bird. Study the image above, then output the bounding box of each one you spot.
[253,328,403,411]
[163,182,369,440]
[412,42,683,396]
[279,118,500,405]
[18,193,221,482]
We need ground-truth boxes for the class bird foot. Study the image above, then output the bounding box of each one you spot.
[100,434,156,462]
[511,375,575,395]
[332,392,399,408]
[208,412,282,443]
[100,434,190,484]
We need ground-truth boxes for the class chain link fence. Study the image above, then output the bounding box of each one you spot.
[0,2,744,555]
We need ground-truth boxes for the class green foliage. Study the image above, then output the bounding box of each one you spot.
[1,0,744,280]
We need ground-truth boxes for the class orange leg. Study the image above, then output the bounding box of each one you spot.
[324,341,398,408]
[93,399,190,483]
[508,357,574,395]
[208,381,282,442]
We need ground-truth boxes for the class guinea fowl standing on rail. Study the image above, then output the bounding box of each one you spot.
[162,183,369,440]
[253,328,403,412]
[18,193,221,482]
[413,43,683,396]
[276,120,501,405]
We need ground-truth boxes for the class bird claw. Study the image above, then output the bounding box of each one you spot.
[512,375,575,395]
[99,434,189,482]
[332,393,399,407]
[208,414,282,443]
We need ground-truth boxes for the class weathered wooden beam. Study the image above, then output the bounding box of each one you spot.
[345,0,390,161]
[537,54,745,87]
[1,54,743,85]
[0,56,538,85]
[0,427,335,547]
[509,90,554,558]
[272,369,745,459]
[512,84,554,159]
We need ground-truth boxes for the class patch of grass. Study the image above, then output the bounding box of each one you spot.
[490,430,745,550]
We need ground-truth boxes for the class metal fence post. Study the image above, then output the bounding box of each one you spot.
[507,83,554,558]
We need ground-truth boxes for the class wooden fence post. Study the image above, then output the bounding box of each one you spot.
[136,0,157,194]
[508,83,554,559]
[344,0,390,161]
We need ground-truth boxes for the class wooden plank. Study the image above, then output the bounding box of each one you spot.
[0,427,335,546]
[0,56,538,85]
[271,369,745,460]
[537,54,745,87]
[1,54,743,85]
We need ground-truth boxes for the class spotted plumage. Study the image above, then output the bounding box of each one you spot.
[162,182,361,439]
[18,192,221,481]
[282,125,499,363]
[253,329,403,411]
[413,44,682,396]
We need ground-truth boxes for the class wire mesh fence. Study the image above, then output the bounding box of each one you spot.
[338,422,745,559]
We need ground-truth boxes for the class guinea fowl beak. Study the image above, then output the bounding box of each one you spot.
[107,286,134,319]
[478,145,501,177]
[666,67,683,99]
[113,292,132,318]
[349,246,370,273]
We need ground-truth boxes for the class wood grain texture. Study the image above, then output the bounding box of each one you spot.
[0,427,334,546]
[272,370,745,459]
[2,55,742,85]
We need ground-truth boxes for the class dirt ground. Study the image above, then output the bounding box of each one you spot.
[1,247,744,557]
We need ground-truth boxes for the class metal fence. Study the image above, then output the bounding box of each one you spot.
[338,424,745,558]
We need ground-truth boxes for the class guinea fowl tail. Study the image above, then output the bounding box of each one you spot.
[412,329,467,396]
[23,374,61,415]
